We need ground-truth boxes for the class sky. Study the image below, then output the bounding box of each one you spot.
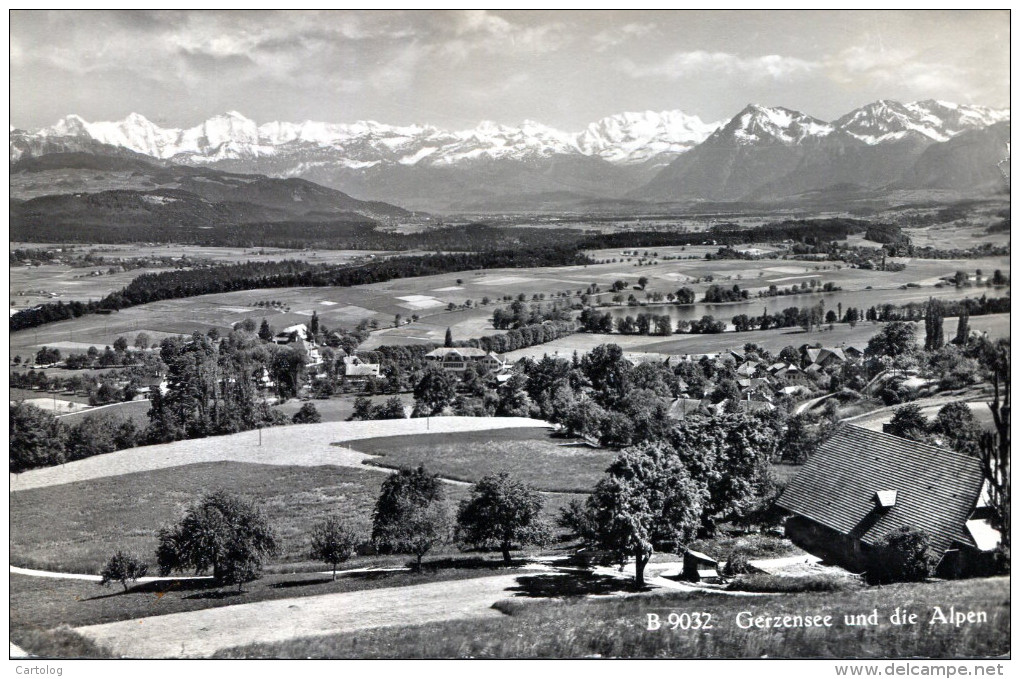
[9,10,1011,131]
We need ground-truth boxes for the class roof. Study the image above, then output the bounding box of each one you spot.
[667,398,708,419]
[777,425,985,557]
[426,347,487,358]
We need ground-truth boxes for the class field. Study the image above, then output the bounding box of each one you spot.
[213,576,1010,659]
[503,313,1011,362]
[346,428,615,493]
[10,252,1008,356]
[10,566,505,651]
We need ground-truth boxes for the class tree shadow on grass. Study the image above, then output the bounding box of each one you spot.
[417,556,521,571]
[508,571,639,598]
[183,590,244,600]
[271,577,334,589]
[82,578,216,601]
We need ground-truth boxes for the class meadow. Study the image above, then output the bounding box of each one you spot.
[11,249,1007,358]
[346,427,615,493]
[212,576,1010,659]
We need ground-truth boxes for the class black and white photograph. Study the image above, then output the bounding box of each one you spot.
[7,9,1011,666]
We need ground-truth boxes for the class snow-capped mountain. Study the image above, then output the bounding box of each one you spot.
[633,100,1008,203]
[835,99,1010,145]
[577,110,721,165]
[17,109,718,168]
[718,104,833,145]
[11,100,1009,209]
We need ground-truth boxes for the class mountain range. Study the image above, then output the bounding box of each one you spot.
[11,100,1010,211]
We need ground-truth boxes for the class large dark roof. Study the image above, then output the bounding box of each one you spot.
[777,425,984,556]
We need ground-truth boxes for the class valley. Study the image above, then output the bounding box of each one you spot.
[8,10,1011,663]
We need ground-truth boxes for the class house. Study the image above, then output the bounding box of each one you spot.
[805,347,847,369]
[425,347,505,373]
[777,425,999,577]
[272,324,321,367]
[667,398,709,420]
[343,355,381,378]
[843,345,866,361]
[735,361,760,378]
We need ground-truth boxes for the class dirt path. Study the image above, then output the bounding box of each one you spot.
[73,571,541,658]
[10,417,552,492]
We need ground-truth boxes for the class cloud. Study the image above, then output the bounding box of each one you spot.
[592,22,655,51]
[825,45,969,95]
[621,50,818,81]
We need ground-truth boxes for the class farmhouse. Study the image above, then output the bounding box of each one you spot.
[343,355,381,378]
[777,425,999,577]
[425,347,505,373]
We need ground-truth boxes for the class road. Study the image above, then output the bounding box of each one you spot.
[73,571,542,658]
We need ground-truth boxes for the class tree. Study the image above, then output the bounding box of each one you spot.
[954,307,971,345]
[134,332,150,350]
[156,490,279,591]
[237,318,257,333]
[258,319,274,341]
[637,276,649,290]
[675,287,696,305]
[444,327,454,348]
[668,413,778,535]
[375,396,408,420]
[291,402,322,424]
[867,526,937,584]
[309,310,320,337]
[586,442,707,587]
[413,365,456,416]
[456,472,548,565]
[10,402,65,472]
[113,336,129,353]
[975,338,1009,566]
[931,402,980,456]
[100,551,149,591]
[865,321,918,358]
[309,515,360,580]
[34,346,61,365]
[351,396,374,421]
[883,404,930,443]
[371,466,450,571]
[923,298,945,352]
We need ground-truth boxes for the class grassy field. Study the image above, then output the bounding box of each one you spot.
[504,313,1011,361]
[10,251,1007,356]
[346,428,615,494]
[274,394,414,423]
[212,576,1010,659]
[10,564,508,653]
[10,461,395,572]
[10,453,580,574]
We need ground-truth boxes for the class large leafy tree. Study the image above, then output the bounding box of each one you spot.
[865,321,919,359]
[580,343,632,408]
[156,490,279,591]
[883,403,931,443]
[456,472,548,565]
[930,402,981,457]
[667,413,778,535]
[10,402,65,472]
[412,365,456,416]
[586,442,707,587]
[974,337,1010,566]
[371,465,450,571]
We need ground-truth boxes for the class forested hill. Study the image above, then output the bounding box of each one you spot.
[10,150,414,243]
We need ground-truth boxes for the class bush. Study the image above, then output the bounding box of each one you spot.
[867,526,937,584]
[721,550,751,577]
[291,402,322,424]
[100,551,148,591]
